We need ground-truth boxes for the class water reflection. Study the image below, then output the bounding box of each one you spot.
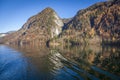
[51,45,120,80]
[0,45,28,80]
[0,44,120,80]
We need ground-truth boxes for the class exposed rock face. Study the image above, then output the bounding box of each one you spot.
[51,12,63,37]
[2,7,63,45]
[2,0,120,46]
[59,0,120,45]
[62,18,72,24]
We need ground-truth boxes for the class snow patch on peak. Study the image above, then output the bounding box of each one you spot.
[0,34,7,37]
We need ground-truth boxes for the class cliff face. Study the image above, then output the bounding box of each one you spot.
[59,0,120,45]
[62,18,72,24]
[3,7,63,45]
[2,0,120,46]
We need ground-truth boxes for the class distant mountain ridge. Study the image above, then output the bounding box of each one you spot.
[0,31,15,38]
[0,33,7,38]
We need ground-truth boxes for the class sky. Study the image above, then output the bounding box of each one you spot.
[0,0,105,33]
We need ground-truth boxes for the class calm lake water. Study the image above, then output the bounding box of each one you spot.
[0,44,120,80]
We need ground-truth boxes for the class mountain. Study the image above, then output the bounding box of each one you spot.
[0,31,15,44]
[6,31,16,34]
[2,7,63,45]
[53,0,120,45]
[0,31,15,38]
[62,18,72,24]
[1,0,120,46]
[0,33,7,38]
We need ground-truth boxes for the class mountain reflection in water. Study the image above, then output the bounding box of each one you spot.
[0,44,120,80]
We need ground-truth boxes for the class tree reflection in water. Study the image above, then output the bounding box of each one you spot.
[0,44,119,80]
[50,45,120,80]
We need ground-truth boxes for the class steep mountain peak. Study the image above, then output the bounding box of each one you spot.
[38,7,55,15]
[2,7,63,45]
[2,0,120,46]
[43,7,55,12]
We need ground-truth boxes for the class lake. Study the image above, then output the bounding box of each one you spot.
[0,44,120,80]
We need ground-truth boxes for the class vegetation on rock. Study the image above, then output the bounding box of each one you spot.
[1,0,120,46]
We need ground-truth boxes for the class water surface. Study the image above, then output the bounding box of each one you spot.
[0,45,120,80]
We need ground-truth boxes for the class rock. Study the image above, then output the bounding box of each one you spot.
[2,7,63,45]
[59,0,120,45]
[2,0,120,46]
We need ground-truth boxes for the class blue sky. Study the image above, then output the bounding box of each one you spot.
[0,0,105,33]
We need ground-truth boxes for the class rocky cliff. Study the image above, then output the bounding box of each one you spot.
[57,0,120,45]
[2,7,63,45]
[2,0,120,46]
